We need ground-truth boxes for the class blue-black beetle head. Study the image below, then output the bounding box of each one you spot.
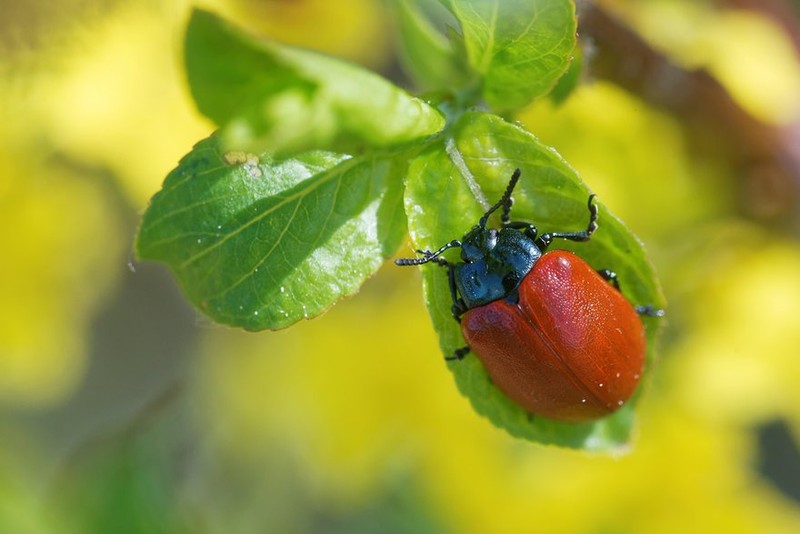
[393,168,541,297]
[446,170,541,309]
[460,226,498,263]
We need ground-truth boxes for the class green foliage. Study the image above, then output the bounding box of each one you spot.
[137,3,664,449]
[185,9,445,155]
[406,111,663,448]
[137,137,408,330]
[394,0,469,90]
[550,43,584,105]
[438,0,577,110]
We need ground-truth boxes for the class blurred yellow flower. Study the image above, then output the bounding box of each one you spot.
[196,258,800,532]
[226,0,390,68]
[519,81,725,239]
[0,155,124,406]
[669,227,800,428]
[34,1,212,206]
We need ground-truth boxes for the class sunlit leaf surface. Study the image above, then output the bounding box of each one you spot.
[440,0,576,110]
[137,135,407,330]
[185,9,444,154]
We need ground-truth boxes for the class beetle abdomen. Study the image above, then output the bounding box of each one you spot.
[461,250,646,422]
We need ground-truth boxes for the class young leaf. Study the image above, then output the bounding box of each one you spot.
[439,0,576,111]
[137,135,408,331]
[403,111,664,450]
[185,9,445,155]
[394,0,468,90]
[549,43,583,105]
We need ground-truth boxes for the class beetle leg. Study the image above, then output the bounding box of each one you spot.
[536,194,599,251]
[418,255,466,323]
[395,248,469,323]
[445,346,471,361]
[597,268,621,290]
[451,296,468,323]
[636,305,665,317]
[420,260,470,352]
[443,262,469,323]
[598,269,664,317]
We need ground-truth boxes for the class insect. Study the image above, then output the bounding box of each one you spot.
[396,169,662,422]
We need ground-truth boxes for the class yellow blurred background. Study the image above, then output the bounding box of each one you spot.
[2,0,800,532]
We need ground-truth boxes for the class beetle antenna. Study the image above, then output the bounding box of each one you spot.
[479,168,521,228]
[395,240,462,266]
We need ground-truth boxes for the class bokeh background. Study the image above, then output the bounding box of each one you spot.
[3,0,800,532]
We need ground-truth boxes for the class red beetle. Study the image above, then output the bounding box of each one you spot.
[397,169,661,422]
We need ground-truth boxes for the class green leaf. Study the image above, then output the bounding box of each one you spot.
[403,111,664,450]
[439,0,576,111]
[549,43,583,105]
[137,135,408,331]
[184,9,445,155]
[394,0,468,90]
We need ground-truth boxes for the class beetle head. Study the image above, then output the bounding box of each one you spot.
[460,225,498,263]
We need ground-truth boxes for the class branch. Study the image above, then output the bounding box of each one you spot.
[580,2,800,231]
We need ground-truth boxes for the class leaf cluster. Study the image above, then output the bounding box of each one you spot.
[137,2,664,449]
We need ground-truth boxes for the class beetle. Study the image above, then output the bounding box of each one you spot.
[396,169,662,422]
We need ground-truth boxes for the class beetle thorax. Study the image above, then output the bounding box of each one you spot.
[454,225,542,310]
